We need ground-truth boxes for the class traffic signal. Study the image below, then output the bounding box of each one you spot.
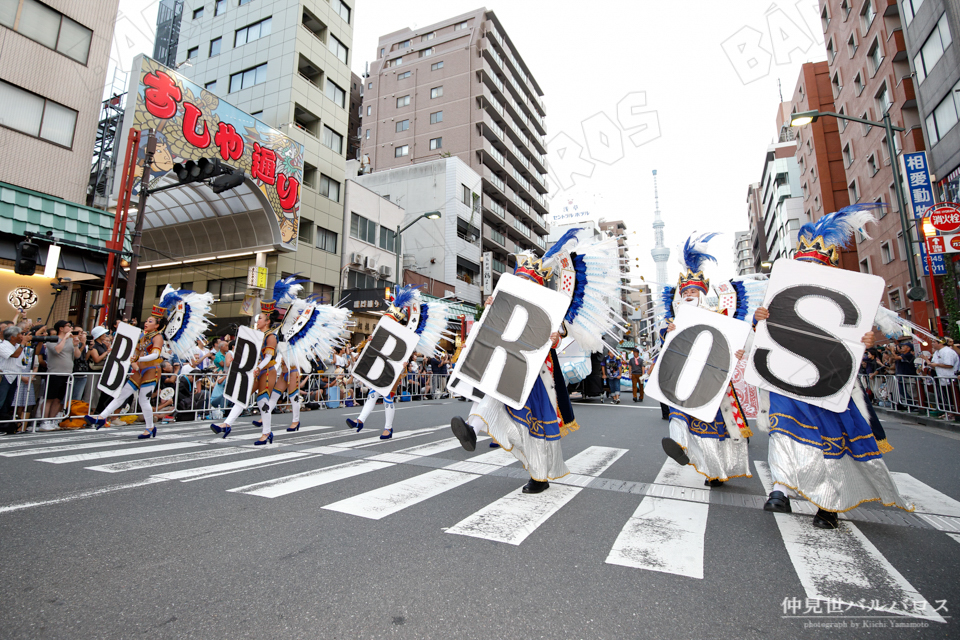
[171,158,245,194]
[211,168,245,194]
[15,239,39,276]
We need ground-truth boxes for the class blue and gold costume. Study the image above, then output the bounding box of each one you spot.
[127,331,163,391]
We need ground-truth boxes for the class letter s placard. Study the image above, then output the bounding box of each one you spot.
[449,273,570,410]
[744,259,883,413]
[645,305,752,422]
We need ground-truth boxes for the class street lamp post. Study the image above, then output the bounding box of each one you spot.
[790,110,926,301]
[395,211,441,288]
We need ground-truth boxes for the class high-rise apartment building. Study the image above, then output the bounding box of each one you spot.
[734,231,753,275]
[900,0,960,203]
[745,182,769,273]
[0,0,122,325]
[820,0,927,319]
[599,220,630,306]
[144,0,355,322]
[153,0,184,68]
[360,8,550,269]
[759,106,804,262]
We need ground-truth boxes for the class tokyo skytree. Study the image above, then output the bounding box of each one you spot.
[650,170,670,286]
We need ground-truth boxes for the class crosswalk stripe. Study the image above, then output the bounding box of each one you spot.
[85,447,251,473]
[0,477,168,514]
[323,441,517,520]
[329,426,448,449]
[949,533,960,545]
[153,451,314,481]
[0,431,124,449]
[37,442,208,464]
[445,446,624,545]
[604,459,711,578]
[754,460,945,623]
[889,472,960,517]
[228,459,394,498]
[0,437,152,457]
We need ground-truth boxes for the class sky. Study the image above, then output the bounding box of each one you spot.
[108,0,828,286]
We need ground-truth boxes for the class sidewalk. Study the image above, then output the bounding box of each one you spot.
[874,405,960,434]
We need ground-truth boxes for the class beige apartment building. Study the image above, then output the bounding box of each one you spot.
[360,8,549,261]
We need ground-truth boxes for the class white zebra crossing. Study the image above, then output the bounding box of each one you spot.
[38,441,208,464]
[605,460,711,578]
[754,460,945,623]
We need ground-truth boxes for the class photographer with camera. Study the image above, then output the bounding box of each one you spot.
[39,320,84,431]
[0,326,30,434]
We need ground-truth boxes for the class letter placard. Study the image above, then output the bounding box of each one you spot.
[745,259,883,412]
[224,326,264,406]
[449,273,570,410]
[646,305,752,422]
[352,316,419,396]
[97,322,142,398]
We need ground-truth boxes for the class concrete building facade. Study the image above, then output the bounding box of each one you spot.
[759,135,805,263]
[745,182,769,273]
[734,230,753,275]
[360,8,550,267]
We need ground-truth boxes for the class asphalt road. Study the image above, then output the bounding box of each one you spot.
[1,396,958,639]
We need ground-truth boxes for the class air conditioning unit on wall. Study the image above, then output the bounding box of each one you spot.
[378,265,392,278]
[351,252,365,264]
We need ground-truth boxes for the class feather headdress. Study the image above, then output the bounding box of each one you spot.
[795,203,884,267]
[156,285,214,360]
[677,232,719,294]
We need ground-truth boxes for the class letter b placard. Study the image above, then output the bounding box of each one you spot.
[352,316,420,396]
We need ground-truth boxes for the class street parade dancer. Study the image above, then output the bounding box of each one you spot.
[347,285,453,440]
[659,233,764,487]
[86,286,213,438]
[754,204,913,529]
[210,275,304,444]
[450,228,629,493]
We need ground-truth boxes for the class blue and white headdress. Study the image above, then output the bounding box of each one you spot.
[795,203,883,267]
[156,285,214,360]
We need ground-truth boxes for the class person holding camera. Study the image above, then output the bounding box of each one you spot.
[41,320,84,430]
[0,326,30,434]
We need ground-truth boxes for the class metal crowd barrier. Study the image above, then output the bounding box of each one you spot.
[859,373,960,417]
[1,369,456,434]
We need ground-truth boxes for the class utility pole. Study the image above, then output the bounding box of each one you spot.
[122,130,156,321]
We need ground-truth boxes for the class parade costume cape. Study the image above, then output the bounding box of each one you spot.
[755,204,913,512]
[387,284,456,358]
[279,293,353,372]
[156,285,215,361]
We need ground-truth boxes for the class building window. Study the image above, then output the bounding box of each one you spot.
[364,129,370,139]
[430,86,443,99]
[334,0,350,24]
[837,105,847,131]
[229,63,267,92]
[889,183,900,212]
[303,162,317,189]
[430,111,443,124]
[814,196,821,211]
[366,105,372,116]
[880,241,893,264]
[925,79,960,144]
[208,276,247,302]
[209,37,222,57]
[193,7,204,19]
[831,71,842,98]
[320,174,341,202]
[860,111,871,136]
[853,71,864,95]
[396,119,410,132]
[821,3,830,31]
[387,57,402,68]
[866,38,882,75]
[380,47,385,58]
[186,46,199,60]
[299,219,314,244]
[235,17,271,46]
[239,0,252,5]
[897,231,906,259]
[0,79,77,148]
[325,79,345,107]
[843,142,854,167]
[420,47,434,57]
[316,227,338,254]
[847,32,858,57]
[461,184,472,206]
[398,71,411,80]
[454,20,468,31]
[205,80,218,92]
[867,154,878,175]
[431,61,444,71]
[330,35,349,64]
[429,137,442,150]
[397,95,410,107]
[826,38,836,63]
[914,14,952,84]
[889,289,903,310]
[902,0,924,26]
[841,0,851,18]
[215,0,226,16]
[422,32,435,42]
[395,145,409,157]
[849,179,860,203]
[379,226,397,253]
[875,83,891,116]
[860,0,876,33]
[322,126,343,154]
[859,257,871,274]
[398,39,411,49]
[350,212,377,245]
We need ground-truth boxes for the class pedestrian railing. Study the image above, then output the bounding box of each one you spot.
[1,370,456,434]
[859,373,960,417]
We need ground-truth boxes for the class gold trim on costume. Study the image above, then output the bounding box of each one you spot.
[771,479,915,514]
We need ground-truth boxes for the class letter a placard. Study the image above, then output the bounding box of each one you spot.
[352,316,420,396]
[449,273,570,410]
[645,305,752,422]
[745,259,883,412]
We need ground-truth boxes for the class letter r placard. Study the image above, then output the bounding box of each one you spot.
[449,273,571,410]
[352,316,420,396]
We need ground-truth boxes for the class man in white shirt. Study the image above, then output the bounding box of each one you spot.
[0,326,29,431]
[922,339,960,417]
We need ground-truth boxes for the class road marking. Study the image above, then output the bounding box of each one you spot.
[754,461,945,623]
[85,447,251,473]
[889,472,960,517]
[228,459,394,498]
[445,447,623,545]
[37,442,208,464]
[329,426,448,449]
[323,442,517,520]
[0,437,157,457]
[0,431,125,449]
[0,478,168,515]
[153,451,314,481]
[604,459,711,579]
[949,533,960,545]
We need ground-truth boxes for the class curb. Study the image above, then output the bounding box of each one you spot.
[874,406,960,434]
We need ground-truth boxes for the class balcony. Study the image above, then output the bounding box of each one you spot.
[484,193,506,219]
[455,280,481,304]
[483,224,507,249]
[887,27,907,62]
[484,27,547,129]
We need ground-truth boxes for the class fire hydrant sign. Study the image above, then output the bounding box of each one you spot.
[926,235,960,255]
[927,203,960,234]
